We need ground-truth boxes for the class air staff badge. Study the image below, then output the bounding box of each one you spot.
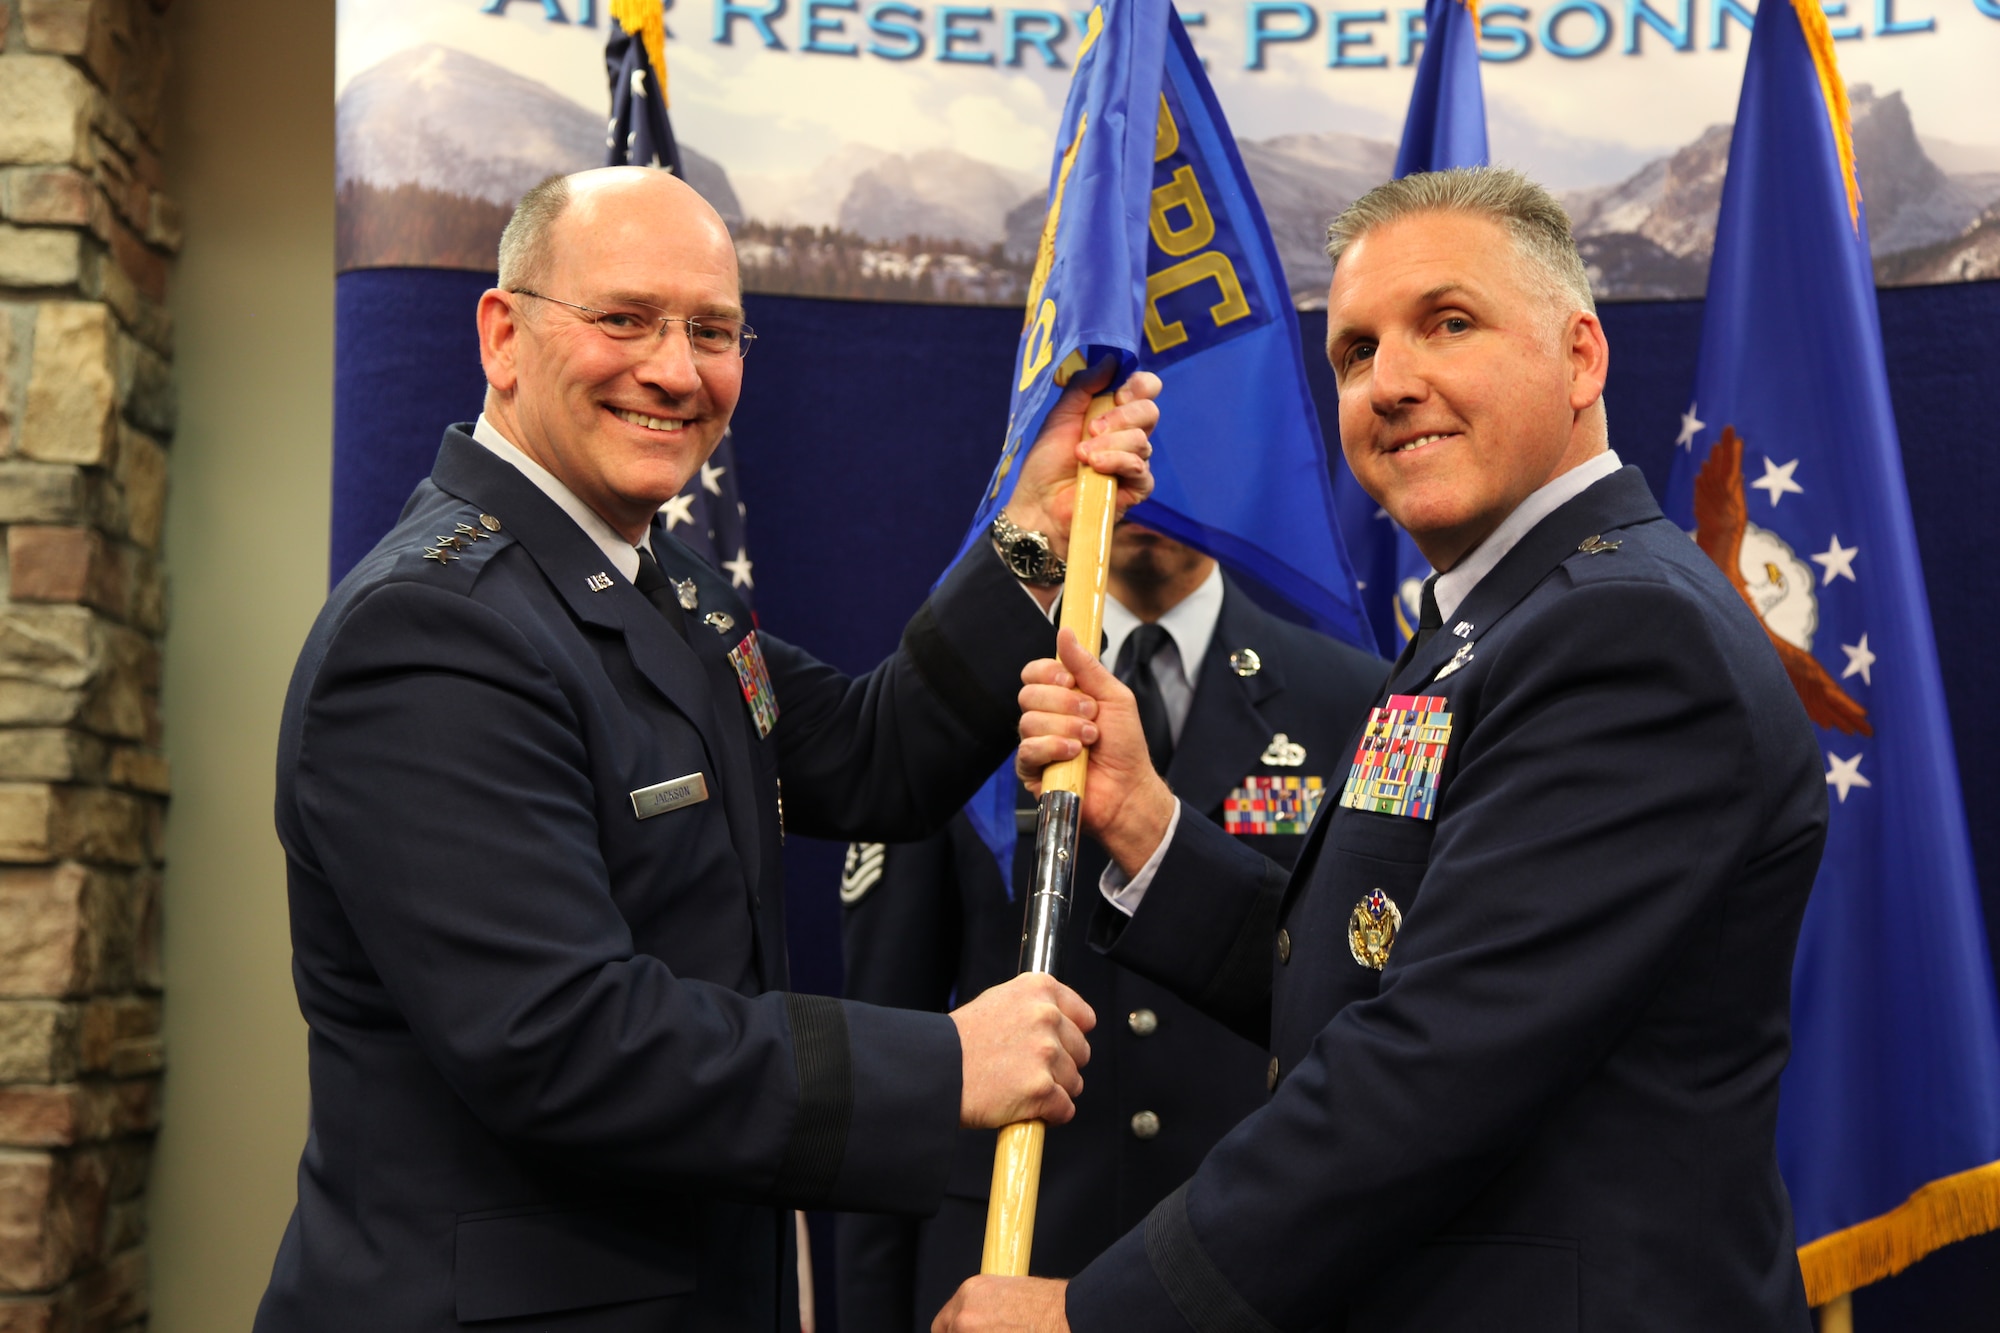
[1349,887,1401,970]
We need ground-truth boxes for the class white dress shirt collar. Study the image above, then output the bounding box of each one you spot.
[1431,450,1624,624]
[472,414,648,583]
[1102,562,1223,687]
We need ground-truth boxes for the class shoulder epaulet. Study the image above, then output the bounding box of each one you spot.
[402,508,516,581]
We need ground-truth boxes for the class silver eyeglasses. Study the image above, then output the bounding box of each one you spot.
[510,290,757,358]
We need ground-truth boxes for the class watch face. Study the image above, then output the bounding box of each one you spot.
[1007,538,1047,577]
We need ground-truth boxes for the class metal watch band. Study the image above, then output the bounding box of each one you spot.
[990,512,1067,586]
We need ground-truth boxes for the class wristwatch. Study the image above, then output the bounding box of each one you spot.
[991,511,1067,586]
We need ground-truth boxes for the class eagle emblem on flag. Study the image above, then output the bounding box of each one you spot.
[1694,427,1870,736]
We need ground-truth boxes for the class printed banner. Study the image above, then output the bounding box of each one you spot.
[336,0,2000,303]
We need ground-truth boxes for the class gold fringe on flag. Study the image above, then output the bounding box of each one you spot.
[610,0,671,108]
[1797,1158,2000,1306]
[1787,0,1861,230]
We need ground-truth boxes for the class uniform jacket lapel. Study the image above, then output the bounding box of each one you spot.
[1387,467,1662,696]
[652,528,766,906]
[430,429,750,871]
[1167,580,1289,820]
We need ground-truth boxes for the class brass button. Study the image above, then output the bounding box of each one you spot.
[1127,1008,1159,1037]
[1130,1110,1161,1140]
[1266,1057,1280,1091]
[1276,928,1292,964]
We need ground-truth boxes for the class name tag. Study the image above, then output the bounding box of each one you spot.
[630,772,709,820]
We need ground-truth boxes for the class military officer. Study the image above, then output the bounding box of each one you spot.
[837,523,1384,1330]
[255,167,1164,1333]
[938,167,1827,1332]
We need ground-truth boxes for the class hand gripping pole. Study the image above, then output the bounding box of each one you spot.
[980,394,1120,1277]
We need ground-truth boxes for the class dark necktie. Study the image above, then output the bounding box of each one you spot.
[1412,574,1443,654]
[1115,623,1176,775]
[632,546,688,640]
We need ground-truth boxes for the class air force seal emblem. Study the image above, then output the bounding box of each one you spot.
[1349,888,1401,970]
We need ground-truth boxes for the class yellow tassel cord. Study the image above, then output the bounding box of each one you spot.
[609,0,671,108]
[1787,0,1860,231]
[1797,1158,2000,1306]
[1456,0,1481,24]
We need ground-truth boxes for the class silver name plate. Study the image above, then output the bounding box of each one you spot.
[630,772,709,820]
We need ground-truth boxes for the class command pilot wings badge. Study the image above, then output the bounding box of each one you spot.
[1695,428,1870,735]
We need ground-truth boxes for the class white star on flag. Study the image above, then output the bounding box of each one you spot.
[660,494,696,530]
[1811,534,1859,586]
[1750,457,1804,507]
[1840,634,1876,686]
[1825,752,1872,803]
[700,461,726,496]
[1675,403,1706,450]
[723,548,754,589]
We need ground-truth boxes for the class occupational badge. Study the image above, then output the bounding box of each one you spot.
[1340,694,1452,820]
[725,629,780,739]
[1348,888,1401,970]
[1223,775,1324,835]
[1259,733,1306,766]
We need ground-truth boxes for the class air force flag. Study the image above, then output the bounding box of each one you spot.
[1664,0,2000,1304]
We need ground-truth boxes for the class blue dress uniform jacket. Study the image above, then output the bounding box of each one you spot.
[255,428,1057,1332]
[836,581,1385,1331]
[1066,468,1828,1333]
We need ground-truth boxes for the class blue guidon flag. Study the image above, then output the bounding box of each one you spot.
[604,0,753,600]
[955,0,1368,878]
[1335,0,1490,654]
[1663,0,2000,1305]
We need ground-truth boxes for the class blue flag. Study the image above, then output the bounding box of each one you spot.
[1336,0,1490,654]
[604,0,753,602]
[1662,0,2000,1304]
[958,0,1369,879]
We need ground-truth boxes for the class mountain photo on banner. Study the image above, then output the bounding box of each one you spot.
[334,2,2000,302]
[954,0,1368,874]
[1333,0,1487,656]
[601,0,754,598]
[1661,0,2000,1309]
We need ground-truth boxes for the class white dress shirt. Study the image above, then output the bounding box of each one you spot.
[1100,561,1223,746]
[1103,450,1625,916]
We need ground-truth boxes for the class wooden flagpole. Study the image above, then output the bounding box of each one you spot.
[980,391,1121,1277]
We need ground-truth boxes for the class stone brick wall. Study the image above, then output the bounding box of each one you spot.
[0,1,176,1329]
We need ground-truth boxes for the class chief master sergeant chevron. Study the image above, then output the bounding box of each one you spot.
[255,166,1164,1332]
[940,167,1828,1333]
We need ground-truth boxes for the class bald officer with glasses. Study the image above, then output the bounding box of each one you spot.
[257,167,1161,1333]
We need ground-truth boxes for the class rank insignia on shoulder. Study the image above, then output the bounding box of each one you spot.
[726,629,779,739]
[421,544,458,563]
[1577,534,1622,555]
[1349,888,1401,970]
[1259,733,1306,766]
[840,842,886,904]
[1224,775,1324,835]
[1340,694,1452,820]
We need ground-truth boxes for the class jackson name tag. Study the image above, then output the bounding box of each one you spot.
[630,772,709,820]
